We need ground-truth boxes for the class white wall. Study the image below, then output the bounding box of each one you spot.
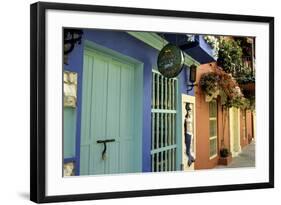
[0,0,279,204]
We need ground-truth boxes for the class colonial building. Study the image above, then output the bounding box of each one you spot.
[194,37,256,169]
[63,29,255,175]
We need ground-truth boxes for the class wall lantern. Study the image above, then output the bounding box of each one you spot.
[186,64,197,92]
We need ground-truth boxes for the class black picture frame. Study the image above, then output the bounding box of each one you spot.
[30,1,274,203]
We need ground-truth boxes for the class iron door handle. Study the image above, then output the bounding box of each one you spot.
[96,139,115,160]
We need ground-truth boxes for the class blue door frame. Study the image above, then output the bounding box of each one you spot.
[76,40,144,175]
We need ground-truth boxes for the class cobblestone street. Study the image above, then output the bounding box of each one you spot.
[217,141,255,168]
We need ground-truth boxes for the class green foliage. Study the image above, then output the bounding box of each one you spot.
[223,95,250,109]
[244,96,255,111]
[201,37,256,110]
[217,38,244,75]
[236,68,255,84]
[217,38,255,83]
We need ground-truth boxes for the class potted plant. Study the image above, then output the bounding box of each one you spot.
[218,147,232,165]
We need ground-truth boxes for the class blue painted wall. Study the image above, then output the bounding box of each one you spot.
[63,29,195,174]
[64,39,84,175]
[184,35,216,64]
[179,65,195,96]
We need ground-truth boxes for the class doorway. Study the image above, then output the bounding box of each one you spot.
[79,43,143,175]
[181,94,196,171]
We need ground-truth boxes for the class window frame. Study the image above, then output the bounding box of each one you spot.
[209,99,218,159]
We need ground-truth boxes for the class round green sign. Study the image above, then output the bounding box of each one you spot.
[157,43,184,78]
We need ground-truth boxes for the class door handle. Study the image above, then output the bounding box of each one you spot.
[97,139,115,160]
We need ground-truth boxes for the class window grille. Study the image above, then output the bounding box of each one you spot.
[151,70,177,172]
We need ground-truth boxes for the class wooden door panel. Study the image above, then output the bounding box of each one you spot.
[90,55,108,143]
[80,144,90,175]
[91,144,105,175]
[80,48,136,175]
[80,54,93,146]
[119,141,133,173]
[106,60,121,141]
[106,142,120,174]
[120,65,134,139]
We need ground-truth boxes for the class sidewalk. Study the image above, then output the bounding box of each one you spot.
[216,141,255,168]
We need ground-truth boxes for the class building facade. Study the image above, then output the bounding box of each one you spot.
[194,63,255,169]
[63,29,255,176]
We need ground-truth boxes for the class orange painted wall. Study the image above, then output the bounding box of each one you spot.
[194,62,255,170]
[195,63,231,169]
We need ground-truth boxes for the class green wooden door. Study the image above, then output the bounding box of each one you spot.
[80,48,137,175]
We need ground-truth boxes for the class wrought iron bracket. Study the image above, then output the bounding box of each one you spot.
[187,83,198,92]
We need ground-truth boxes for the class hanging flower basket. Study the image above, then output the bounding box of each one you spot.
[199,72,219,96]
[199,68,248,108]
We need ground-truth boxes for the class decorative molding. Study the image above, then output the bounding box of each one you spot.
[64,71,78,108]
[127,32,200,67]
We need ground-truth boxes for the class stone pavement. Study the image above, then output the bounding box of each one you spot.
[216,141,255,168]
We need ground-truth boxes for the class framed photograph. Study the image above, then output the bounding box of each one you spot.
[30,1,274,203]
